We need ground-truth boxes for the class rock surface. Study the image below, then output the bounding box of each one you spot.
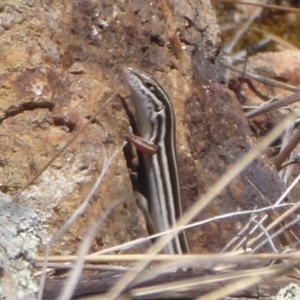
[0,0,298,270]
[0,192,41,299]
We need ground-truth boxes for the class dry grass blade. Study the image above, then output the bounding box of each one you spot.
[182,202,295,233]
[12,89,120,202]
[137,205,300,282]
[251,219,278,252]
[51,143,126,244]
[33,89,121,299]
[103,109,300,299]
[91,235,152,255]
[33,202,294,260]
[37,245,50,300]
[249,28,299,51]
[250,216,300,254]
[41,263,300,299]
[279,122,295,184]
[246,178,300,250]
[35,252,300,264]
[37,144,126,299]
[280,144,300,186]
[223,0,267,55]
[223,0,268,81]
[224,62,300,93]
[197,261,300,300]
[218,0,300,13]
[35,263,131,272]
[132,274,219,298]
[273,126,300,171]
[35,200,297,262]
[228,38,271,62]
[246,179,290,248]
[132,267,268,298]
[134,264,300,299]
[56,200,122,300]
[221,210,257,253]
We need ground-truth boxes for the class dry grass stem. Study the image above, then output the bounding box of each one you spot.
[33,90,121,299]
[37,245,50,300]
[35,263,132,272]
[34,201,297,264]
[51,142,126,244]
[279,122,296,183]
[102,108,300,300]
[6,1,300,299]
[218,0,300,13]
[35,252,300,264]
[274,126,300,171]
[249,28,299,50]
[224,62,300,94]
[12,89,120,202]
[36,107,300,297]
[223,0,267,55]
[245,172,300,251]
[56,200,122,300]
[228,38,271,62]
[222,0,268,81]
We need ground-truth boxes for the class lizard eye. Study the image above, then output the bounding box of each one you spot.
[144,81,155,91]
[155,105,163,113]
